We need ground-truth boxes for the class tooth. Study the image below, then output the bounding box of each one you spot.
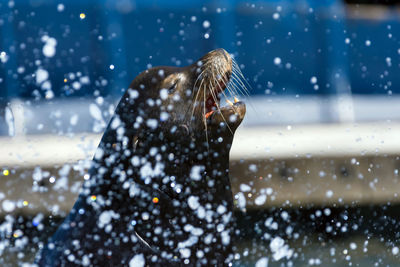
[234,97,239,103]
[226,99,234,106]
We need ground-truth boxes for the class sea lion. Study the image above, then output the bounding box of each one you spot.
[36,48,246,266]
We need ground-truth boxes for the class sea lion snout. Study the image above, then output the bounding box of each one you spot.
[206,48,232,64]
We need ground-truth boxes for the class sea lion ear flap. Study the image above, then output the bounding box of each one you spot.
[178,124,190,136]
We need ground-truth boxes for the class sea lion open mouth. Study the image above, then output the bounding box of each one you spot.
[204,76,229,119]
[189,48,246,135]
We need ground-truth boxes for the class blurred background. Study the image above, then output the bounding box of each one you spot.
[1,0,400,266]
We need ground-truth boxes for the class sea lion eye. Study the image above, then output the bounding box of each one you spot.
[168,81,178,93]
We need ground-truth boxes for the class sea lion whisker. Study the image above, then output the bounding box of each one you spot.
[226,78,240,97]
[224,84,237,99]
[230,79,250,100]
[203,85,210,149]
[192,73,203,91]
[231,68,249,92]
[226,84,237,99]
[229,75,257,113]
[222,65,244,95]
[231,67,257,112]
[210,70,221,97]
[229,75,249,97]
[192,74,205,106]
[197,74,209,110]
[191,70,208,121]
[211,70,234,135]
[230,71,250,96]
[215,70,232,97]
[209,79,221,109]
[192,68,207,94]
[214,67,235,98]
[234,65,249,87]
[232,60,252,92]
[216,90,234,135]
[219,71,238,99]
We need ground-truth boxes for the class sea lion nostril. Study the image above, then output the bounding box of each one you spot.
[221,50,230,63]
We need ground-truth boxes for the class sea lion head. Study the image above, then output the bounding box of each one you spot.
[122,48,246,144]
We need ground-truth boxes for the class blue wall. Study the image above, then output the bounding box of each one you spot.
[0,0,399,99]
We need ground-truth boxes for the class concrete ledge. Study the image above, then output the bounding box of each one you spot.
[2,121,400,167]
[231,122,400,160]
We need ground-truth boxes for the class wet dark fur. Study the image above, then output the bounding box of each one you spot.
[36,49,246,266]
